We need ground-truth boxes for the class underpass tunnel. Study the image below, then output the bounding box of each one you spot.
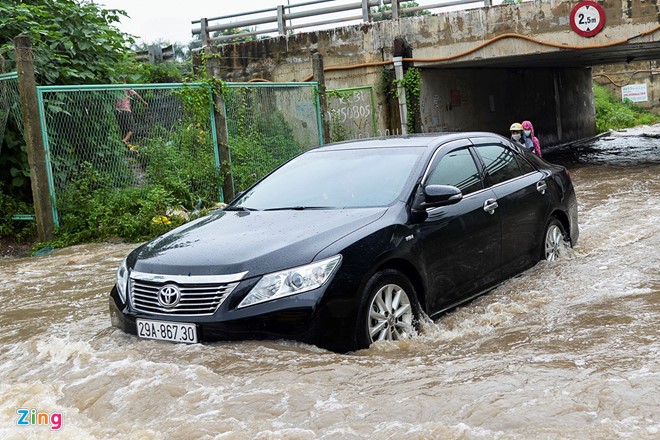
[412,35,660,147]
[418,67,596,147]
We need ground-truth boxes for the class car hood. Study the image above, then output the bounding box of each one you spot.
[132,208,387,278]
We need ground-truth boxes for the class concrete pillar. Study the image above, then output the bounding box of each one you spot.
[204,46,234,202]
[392,0,400,20]
[553,70,563,143]
[200,18,209,46]
[312,53,331,144]
[277,5,287,35]
[14,35,54,241]
[361,0,370,22]
[393,56,408,135]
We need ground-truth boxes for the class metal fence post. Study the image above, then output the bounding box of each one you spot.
[312,53,330,144]
[14,35,54,241]
[393,56,408,135]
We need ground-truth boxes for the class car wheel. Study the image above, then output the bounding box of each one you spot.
[357,269,419,348]
[543,218,568,262]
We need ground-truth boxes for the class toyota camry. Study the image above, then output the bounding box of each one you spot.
[110,132,579,352]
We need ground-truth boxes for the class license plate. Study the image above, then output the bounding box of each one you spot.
[136,319,198,343]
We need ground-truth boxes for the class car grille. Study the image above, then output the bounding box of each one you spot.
[130,277,240,316]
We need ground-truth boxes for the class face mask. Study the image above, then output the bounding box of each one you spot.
[524,130,532,137]
[512,133,521,141]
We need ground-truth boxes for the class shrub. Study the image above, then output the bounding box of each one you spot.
[225,88,303,191]
[139,124,221,208]
[0,183,36,242]
[594,83,660,133]
[53,162,185,246]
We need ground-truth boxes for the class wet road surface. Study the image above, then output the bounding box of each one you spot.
[1,133,658,439]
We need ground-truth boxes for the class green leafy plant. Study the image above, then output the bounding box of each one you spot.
[139,124,221,208]
[381,67,421,133]
[0,122,29,191]
[399,67,421,133]
[0,182,35,241]
[378,68,397,98]
[46,98,222,248]
[1,0,138,234]
[0,0,135,85]
[211,27,257,43]
[53,162,186,246]
[594,83,659,133]
[137,61,185,83]
[225,87,302,191]
[371,2,431,21]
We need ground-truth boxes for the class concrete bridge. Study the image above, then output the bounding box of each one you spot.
[203,0,660,146]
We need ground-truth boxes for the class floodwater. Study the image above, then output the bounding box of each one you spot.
[1,132,658,439]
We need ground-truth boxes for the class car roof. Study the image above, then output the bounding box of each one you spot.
[315,132,506,151]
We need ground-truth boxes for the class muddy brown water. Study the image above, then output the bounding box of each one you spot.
[1,135,658,439]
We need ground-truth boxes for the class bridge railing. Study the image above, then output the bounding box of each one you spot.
[192,0,495,45]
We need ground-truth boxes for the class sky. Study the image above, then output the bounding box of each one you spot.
[97,0,266,45]
[97,0,512,46]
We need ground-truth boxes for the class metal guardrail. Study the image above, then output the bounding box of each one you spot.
[192,0,494,45]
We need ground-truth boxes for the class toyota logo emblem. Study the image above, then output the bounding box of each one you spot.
[157,285,181,308]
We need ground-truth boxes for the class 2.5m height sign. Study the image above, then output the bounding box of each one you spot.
[570,1,606,37]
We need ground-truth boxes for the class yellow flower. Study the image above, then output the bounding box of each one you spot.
[151,215,171,225]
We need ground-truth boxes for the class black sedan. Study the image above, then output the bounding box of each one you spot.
[110,132,579,352]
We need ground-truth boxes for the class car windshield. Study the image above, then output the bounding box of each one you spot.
[234,147,425,210]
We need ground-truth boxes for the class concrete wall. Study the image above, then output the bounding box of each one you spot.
[593,61,660,115]
[419,67,595,146]
[207,0,659,80]
[202,0,658,145]
[556,68,597,145]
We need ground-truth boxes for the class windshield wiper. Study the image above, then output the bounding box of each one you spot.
[224,205,259,211]
[263,206,332,211]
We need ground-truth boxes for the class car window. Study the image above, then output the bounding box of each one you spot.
[475,144,523,186]
[236,147,425,209]
[515,154,535,174]
[426,147,483,196]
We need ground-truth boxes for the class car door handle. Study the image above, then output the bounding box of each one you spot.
[537,180,547,195]
[483,198,498,215]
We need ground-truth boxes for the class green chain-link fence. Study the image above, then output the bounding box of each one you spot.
[327,86,377,143]
[37,83,221,227]
[0,72,24,154]
[11,80,323,234]
[223,82,322,192]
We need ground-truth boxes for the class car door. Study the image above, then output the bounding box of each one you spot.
[471,138,550,277]
[415,140,502,314]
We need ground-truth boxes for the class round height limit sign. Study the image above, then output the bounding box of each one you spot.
[570,1,606,37]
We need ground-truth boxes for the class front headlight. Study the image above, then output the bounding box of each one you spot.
[238,255,342,308]
[115,257,129,303]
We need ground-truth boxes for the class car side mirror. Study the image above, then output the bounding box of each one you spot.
[419,184,463,209]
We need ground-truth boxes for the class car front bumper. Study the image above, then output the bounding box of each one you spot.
[109,284,325,346]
